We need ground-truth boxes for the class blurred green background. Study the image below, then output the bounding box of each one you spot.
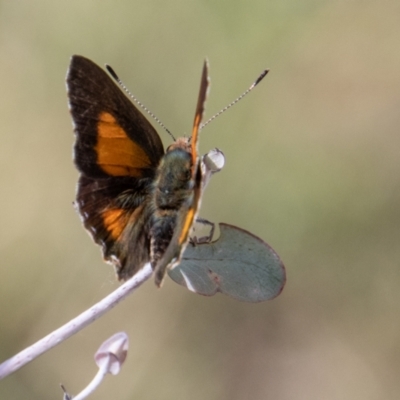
[1,1,399,399]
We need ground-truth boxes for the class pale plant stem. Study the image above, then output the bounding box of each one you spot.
[0,153,221,381]
[73,363,109,400]
[0,263,153,380]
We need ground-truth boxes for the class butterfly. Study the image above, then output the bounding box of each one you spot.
[67,55,209,287]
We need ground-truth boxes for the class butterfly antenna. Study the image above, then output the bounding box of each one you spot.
[200,69,269,130]
[106,64,176,141]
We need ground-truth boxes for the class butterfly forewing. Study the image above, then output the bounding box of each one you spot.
[67,55,164,179]
[190,60,209,165]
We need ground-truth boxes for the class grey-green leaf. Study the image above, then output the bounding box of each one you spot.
[168,223,286,302]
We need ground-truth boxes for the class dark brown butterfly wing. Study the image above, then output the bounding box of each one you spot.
[67,55,164,178]
[67,55,164,279]
[75,175,154,279]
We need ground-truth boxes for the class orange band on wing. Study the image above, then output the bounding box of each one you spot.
[178,207,196,245]
[102,208,127,240]
[96,112,151,176]
[190,115,200,166]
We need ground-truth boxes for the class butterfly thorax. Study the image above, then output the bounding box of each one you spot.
[153,144,194,210]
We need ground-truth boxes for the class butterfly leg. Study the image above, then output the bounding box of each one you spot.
[190,217,215,245]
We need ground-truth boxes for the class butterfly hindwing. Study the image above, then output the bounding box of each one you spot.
[76,174,154,278]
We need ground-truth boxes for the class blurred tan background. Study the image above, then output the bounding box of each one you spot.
[1,1,399,399]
